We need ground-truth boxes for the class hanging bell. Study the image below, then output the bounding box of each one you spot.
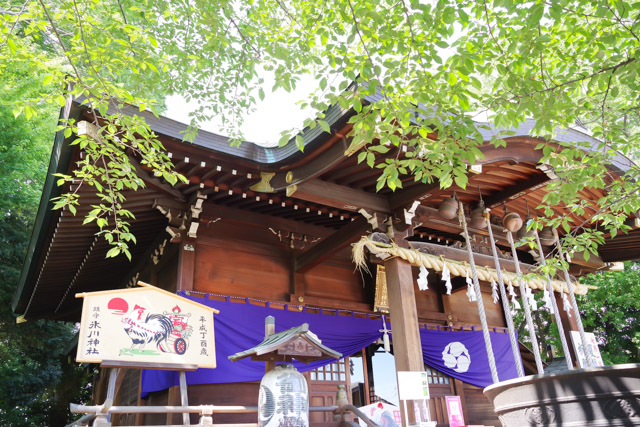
[469,201,487,229]
[502,211,523,232]
[438,195,459,219]
[539,227,556,246]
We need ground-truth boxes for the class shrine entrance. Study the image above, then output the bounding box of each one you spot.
[307,357,351,425]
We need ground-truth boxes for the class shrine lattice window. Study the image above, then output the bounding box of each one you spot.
[309,360,347,382]
[425,366,450,385]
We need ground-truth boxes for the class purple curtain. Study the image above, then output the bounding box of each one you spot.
[419,327,521,388]
[140,293,521,396]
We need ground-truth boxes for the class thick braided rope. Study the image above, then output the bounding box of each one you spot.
[486,215,525,378]
[352,238,586,295]
[460,204,499,384]
[554,231,594,368]
[534,230,574,370]
[507,231,545,374]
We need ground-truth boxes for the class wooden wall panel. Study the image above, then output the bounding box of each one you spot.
[304,263,365,303]
[413,269,443,316]
[157,252,178,293]
[461,383,500,426]
[444,286,505,328]
[194,244,290,301]
[187,382,260,425]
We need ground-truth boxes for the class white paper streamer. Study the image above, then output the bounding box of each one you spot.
[526,288,538,311]
[466,274,476,302]
[507,282,515,297]
[417,264,429,291]
[491,279,499,304]
[543,288,554,314]
[442,263,452,295]
[562,292,572,317]
[511,294,521,313]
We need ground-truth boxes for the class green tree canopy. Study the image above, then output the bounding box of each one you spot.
[0,57,91,426]
[577,262,640,364]
[2,0,640,259]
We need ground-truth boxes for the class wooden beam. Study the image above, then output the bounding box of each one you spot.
[127,153,186,202]
[289,294,373,312]
[388,182,439,211]
[291,179,390,213]
[177,242,195,291]
[294,216,370,272]
[201,203,333,238]
[483,173,550,208]
[416,206,513,247]
[268,126,354,191]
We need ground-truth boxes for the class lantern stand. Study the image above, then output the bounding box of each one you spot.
[229,317,343,427]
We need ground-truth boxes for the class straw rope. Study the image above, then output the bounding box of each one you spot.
[352,236,588,295]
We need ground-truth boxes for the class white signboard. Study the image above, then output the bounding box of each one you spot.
[76,282,218,368]
[397,371,430,400]
[570,331,604,368]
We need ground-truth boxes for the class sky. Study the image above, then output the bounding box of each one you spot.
[164,75,318,147]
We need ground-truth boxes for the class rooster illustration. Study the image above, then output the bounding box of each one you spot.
[122,304,173,351]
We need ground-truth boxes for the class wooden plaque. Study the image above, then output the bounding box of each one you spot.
[75,282,218,368]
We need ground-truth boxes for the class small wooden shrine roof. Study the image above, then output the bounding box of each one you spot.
[228,323,342,364]
[12,95,640,322]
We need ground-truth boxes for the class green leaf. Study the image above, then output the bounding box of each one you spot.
[106,247,121,258]
[279,134,291,147]
[318,120,331,133]
[12,106,23,118]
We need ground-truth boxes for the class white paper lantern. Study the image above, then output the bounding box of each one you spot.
[258,364,309,427]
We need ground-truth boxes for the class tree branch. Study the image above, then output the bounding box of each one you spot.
[0,0,28,52]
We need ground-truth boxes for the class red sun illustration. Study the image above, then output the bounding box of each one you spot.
[108,297,128,315]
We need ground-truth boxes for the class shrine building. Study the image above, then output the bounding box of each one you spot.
[13,95,640,427]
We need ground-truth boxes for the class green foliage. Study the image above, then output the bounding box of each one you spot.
[0,215,92,426]
[513,263,640,366]
[2,0,640,260]
[576,262,640,365]
[0,61,91,426]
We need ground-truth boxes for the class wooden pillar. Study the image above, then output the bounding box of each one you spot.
[555,292,579,368]
[177,242,195,291]
[385,252,423,426]
[361,348,371,405]
[166,385,182,425]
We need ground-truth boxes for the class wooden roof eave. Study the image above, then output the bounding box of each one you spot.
[12,97,82,316]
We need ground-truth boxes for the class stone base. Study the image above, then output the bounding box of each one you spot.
[483,363,640,426]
